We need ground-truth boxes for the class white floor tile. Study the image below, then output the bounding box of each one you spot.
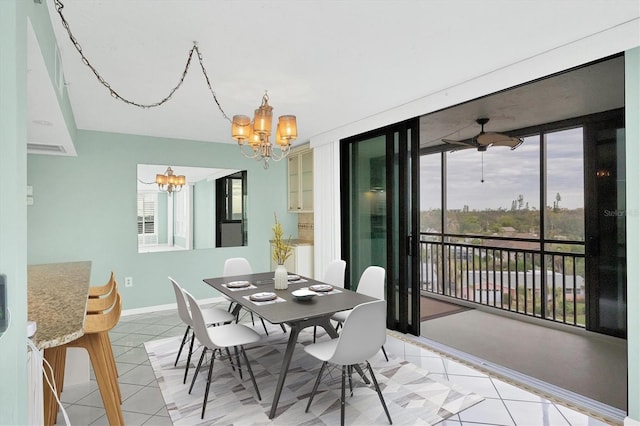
[458,398,516,425]
[443,359,490,378]
[491,378,551,403]
[554,404,612,426]
[405,354,447,374]
[446,375,502,399]
[503,400,570,426]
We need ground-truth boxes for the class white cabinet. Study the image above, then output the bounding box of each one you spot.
[271,243,314,278]
[288,147,313,212]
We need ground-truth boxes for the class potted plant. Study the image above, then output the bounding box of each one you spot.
[272,214,292,290]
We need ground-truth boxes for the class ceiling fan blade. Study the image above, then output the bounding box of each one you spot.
[490,137,524,150]
[442,138,474,147]
[476,132,523,149]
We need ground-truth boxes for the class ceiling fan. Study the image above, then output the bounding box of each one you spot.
[442,118,524,151]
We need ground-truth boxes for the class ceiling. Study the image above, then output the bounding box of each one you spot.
[27,1,638,156]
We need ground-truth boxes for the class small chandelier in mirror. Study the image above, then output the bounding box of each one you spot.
[231,92,297,168]
[155,167,186,193]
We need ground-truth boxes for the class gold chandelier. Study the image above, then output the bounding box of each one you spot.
[231,92,297,168]
[155,167,186,193]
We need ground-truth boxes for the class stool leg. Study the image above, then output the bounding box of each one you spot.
[83,334,124,425]
[99,332,122,404]
[42,346,66,426]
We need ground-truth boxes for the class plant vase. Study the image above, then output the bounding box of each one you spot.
[274,264,288,290]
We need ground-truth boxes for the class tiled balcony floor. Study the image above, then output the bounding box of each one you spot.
[54,302,615,425]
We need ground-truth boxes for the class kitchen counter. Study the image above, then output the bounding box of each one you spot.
[27,261,91,349]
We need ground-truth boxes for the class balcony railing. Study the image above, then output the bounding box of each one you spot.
[419,232,586,327]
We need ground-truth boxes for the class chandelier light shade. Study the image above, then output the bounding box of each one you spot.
[232,92,297,168]
[156,167,186,193]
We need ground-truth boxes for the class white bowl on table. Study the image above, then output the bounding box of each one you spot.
[291,288,316,301]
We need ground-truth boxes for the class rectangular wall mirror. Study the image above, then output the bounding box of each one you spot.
[137,164,247,253]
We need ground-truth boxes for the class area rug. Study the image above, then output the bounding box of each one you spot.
[145,327,483,425]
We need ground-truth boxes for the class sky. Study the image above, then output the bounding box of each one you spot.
[420,127,584,211]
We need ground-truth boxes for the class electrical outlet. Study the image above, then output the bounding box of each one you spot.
[124,277,133,287]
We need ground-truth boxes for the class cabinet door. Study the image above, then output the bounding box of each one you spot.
[300,150,314,211]
[288,155,300,211]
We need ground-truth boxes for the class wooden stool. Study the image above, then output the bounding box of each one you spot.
[63,293,124,425]
[88,271,117,299]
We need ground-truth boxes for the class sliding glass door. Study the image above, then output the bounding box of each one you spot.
[340,119,420,334]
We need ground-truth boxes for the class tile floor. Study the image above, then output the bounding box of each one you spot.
[53,302,615,425]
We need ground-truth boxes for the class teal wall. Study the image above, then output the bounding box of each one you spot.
[194,179,216,249]
[27,130,297,309]
[0,1,28,424]
[625,46,639,422]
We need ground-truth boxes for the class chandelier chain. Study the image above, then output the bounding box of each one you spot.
[53,0,231,121]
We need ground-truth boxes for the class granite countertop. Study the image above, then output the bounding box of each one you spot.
[27,261,92,349]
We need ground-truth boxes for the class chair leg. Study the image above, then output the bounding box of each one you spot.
[184,332,196,384]
[341,365,346,426]
[366,361,392,425]
[225,347,236,372]
[201,351,216,419]
[381,345,389,362]
[241,346,261,400]
[260,317,269,335]
[347,365,354,397]
[189,347,208,394]
[234,346,243,380]
[313,326,317,343]
[280,323,287,333]
[174,325,190,367]
[305,361,327,412]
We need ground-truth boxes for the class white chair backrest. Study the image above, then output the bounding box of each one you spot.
[329,300,386,365]
[355,266,385,300]
[223,257,253,277]
[183,289,214,349]
[169,277,192,326]
[323,259,346,288]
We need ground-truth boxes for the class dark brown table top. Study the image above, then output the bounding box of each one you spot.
[204,272,375,325]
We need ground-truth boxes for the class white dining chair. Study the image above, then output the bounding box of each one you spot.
[183,290,262,419]
[225,257,288,335]
[331,266,389,361]
[222,257,277,335]
[169,277,235,384]
[313,259,347,342]
[304,299,392,426]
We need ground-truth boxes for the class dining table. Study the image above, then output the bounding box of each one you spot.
[203,271,377,419]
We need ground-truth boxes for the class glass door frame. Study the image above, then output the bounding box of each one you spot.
[340,118,421,335]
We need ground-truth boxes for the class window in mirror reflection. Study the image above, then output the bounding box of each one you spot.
[137,164,247,253]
